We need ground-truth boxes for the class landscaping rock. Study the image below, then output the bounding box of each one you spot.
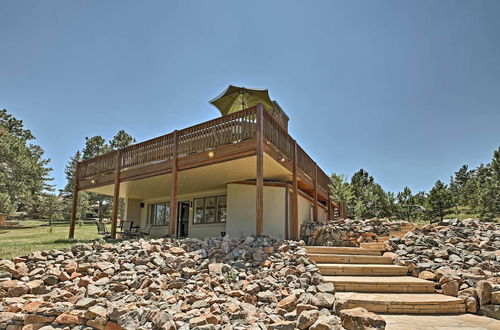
[340,307,386,330]
[478,304,500,320]
[0,235,333,328]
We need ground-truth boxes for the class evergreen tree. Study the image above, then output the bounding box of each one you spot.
[477,146,500,221]
[426,180,454,222]
[0,109,52,214]
[328,173,352,215]
[110,130,136,150]
[397,187,414,221]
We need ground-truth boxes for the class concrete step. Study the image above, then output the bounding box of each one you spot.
[359,242,386,250]
[335,292,466,314]
[308,253,393,264]
[317,263,408,276]
[377,236,390,242]
[324,276,435,293]
[305,246,382,255]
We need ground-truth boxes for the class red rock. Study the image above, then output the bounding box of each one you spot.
[24,314,55,324]
[65,261,78,274]
[277,295,298,312]
[70,272,83,279]
[22,301,43,313]
[340,307,386,329]
[261,260,272,267]
[104,321,123,330]
[54,313,79,325]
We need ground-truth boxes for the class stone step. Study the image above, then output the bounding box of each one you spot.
[324,276,435,293]
[335,292,466,315]
[305,246,382,255]
[317,263,408,276]
[359,242,386,250]
[308,253,393,264]
[377,236,390,242]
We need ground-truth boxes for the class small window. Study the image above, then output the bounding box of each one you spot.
[193,198,204,224]
[205,197,216,223]
[217,196,227,223]
[148,202,170,226]
[192,195,227,224]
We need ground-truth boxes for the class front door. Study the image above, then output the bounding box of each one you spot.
[177,201,190,237]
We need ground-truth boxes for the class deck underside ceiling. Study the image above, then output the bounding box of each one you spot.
[84,155,292,200]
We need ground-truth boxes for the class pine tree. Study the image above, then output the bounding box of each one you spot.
[110,130,136,150]
[397,187,414,221]
[426,180,454,222]
[0,109,52,214]
[477,146,500,221]
[329,173,352,215]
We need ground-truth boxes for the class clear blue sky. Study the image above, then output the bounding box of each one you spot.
[1,1,499,193]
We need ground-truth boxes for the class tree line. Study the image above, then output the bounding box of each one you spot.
[0,109,135,223]
[329,146,500,222]
[1,108,498,223]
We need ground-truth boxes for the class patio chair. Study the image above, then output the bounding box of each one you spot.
[138,223,152,237]
[96,221,111,239]
[118,220,137,238]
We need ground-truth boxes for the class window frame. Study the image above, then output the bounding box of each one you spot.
[192,195,227,225]
[148,201,170,226]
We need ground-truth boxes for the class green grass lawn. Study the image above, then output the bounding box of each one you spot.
[0,221,100,259]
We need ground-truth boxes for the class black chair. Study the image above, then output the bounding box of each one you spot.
[138,224,152,237]
[96,222,111,239]
[118,220,135,238]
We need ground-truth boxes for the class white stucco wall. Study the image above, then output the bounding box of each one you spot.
[124,198,142,223]
[298,194,312,226]
[226,183,288,239]
[133,189,227,239]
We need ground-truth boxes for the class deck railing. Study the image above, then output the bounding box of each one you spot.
[79,151,118,178]
[78,105,330,193]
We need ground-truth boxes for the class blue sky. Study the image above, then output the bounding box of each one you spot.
[1,0,499,193]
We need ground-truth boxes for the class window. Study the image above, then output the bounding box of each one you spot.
[148,202,170,226]
[193,195,227,224]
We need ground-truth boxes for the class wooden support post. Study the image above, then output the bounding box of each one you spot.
[313,163,318,221]
[68,162,80,239]
[327,195,331,221]
[256,104,264,236]
[291,140,299,240]
[169,130,179,237]
[110,150,122,239]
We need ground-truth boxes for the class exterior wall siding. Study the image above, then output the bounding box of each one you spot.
[226,183,288,239]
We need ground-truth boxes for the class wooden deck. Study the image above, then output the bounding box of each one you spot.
[70,104,334,239]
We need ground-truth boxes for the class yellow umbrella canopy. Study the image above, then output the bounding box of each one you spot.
[210,85,275,116]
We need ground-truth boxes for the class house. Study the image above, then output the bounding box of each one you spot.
[69,87,341,240]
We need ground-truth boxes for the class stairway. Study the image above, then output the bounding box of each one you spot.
[307,227,466,315]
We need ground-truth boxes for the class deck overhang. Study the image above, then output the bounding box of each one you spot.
[69,105,333,240]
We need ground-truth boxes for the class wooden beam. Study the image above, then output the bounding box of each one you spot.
[313,163,318,221]
[327,195,331,221]
[68,162,80,239]
[291,140,299,240]
[169,130,179,237]
[110,150,122,239]
[256,104,264,236]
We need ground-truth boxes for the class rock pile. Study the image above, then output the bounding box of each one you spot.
[0,236,343,329]
[301,219,403,247]
[385,218,500,319]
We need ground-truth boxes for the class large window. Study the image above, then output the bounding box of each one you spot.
[193,195,226,224]
[148,202,170,226]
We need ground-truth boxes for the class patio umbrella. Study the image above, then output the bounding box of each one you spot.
[210,85,275,116]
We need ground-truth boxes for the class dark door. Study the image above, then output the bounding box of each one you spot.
[177,201,190,237]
